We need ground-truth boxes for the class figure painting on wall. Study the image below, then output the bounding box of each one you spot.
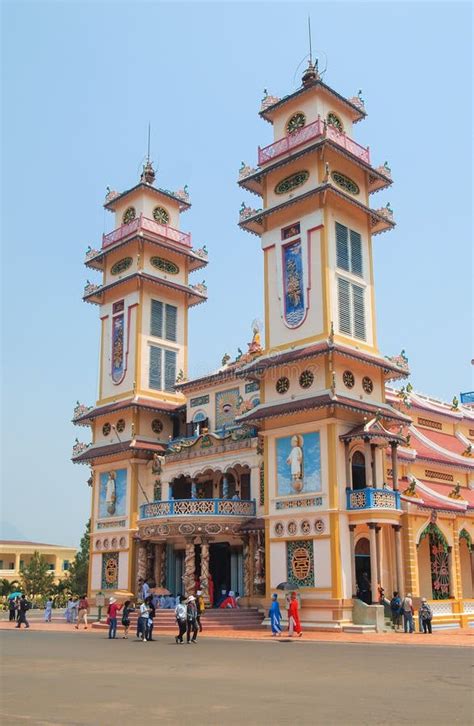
[99,468,127,518]
[277,432,321,495]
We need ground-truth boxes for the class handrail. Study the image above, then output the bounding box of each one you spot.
[102,214,192,249]
[346,487,400,510]
[140,498,256,519]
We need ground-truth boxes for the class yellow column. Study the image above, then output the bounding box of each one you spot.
[402,514,419,596]
[451,525,462,601]
[328,424,342,599]
[368,523,379,603]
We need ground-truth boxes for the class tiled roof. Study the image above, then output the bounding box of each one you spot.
[0,540,76,549]
[73,439,166,463]
[74,397,183,424]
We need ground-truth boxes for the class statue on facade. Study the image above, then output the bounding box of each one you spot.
[105,471,117,515]
[152,453,164,475]
[287,435,304,493]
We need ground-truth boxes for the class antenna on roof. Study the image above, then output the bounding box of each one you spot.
[147,122,151,163]
[308,15,313,65]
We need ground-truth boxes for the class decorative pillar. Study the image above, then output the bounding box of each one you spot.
[371,444,378,488]
[391,442,399,491]
[154,543,166,588]
[447,546,454,598]
[375,525,382,587]
[146,542,155,582]
[136,541,147,594]
[349,524,357,597]
[183,538,196,596]
[243,536,251,597]
[393,525,404,594]
[222,475,229,499]
[191,480,197,499]
[200,538,210,605]
[344,440,351,489]
[253,530,265,594]
[364,438,373,487]
[368,523,379,604]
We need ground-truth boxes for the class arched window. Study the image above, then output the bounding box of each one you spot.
[351,450,366,490]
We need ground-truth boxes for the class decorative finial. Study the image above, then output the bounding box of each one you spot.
[452,395,459,410]
[221,353,231,367]
[141,160,155,185]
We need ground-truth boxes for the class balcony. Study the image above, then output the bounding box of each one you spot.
[346,487,401,511]
[258,118,370,166]
[140,498,256,520]
[102,214,192,250]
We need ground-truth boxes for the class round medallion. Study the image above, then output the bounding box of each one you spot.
[150,256,179,275]
[179,523,196,535]
[151,418,163,434]
[275,170,309,195]
[299,370,314,389]
[110,257,132,276]
[95,539,102,550]
[122,206,136,224]
[102,422,111,436]
[343,370,355,389]
[116,418,125,433]
[274,522,284,537]
[157,524,170,536]
[287,112,306,134]
[103,538,109,550]
[314,519,325,534]
[119,537,126,547]
[331,171,360,196]
[301,520,311,534]
[291,546,311,581]
[287,521,297,536]
[362,376,374,394]
[205,523,222,534]
[327,112,343,132]
[111,537,118,548]
[153,206,170,224]
[276,376,290,394]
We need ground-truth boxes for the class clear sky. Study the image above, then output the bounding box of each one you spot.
[1,1,472,547]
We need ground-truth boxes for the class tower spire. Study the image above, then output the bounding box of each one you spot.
[302,16,319,87]
[141,122,156,184]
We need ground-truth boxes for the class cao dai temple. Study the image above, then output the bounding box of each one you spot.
[73,59,474,630]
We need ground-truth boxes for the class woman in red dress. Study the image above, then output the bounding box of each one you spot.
[288,592,302,637]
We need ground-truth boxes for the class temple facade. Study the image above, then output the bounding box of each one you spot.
[73,59,474,629]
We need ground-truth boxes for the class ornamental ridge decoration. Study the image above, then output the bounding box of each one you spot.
[73,402,93,420]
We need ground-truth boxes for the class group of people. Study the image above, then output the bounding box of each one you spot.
[268,592,302,637]
[389,591,433,633]
[8,595,31,628]
[174,594,203,644]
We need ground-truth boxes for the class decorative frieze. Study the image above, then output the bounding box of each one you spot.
[275,496,323,510]
[190,394,209,408]
[425,469,454,482]
[418,417,443,431]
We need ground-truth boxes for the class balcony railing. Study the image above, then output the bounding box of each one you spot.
[258,118,370,166]
[346,487,401,511]
[102,214,192,249]
[140,498,256,519]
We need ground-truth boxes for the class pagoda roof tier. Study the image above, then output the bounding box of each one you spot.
[237,339,410,382]
[72,438,167,464]
[260,79,366,125]
[407,426,474,471]
[400,476,473,512]
[340,417,406,445]
[239,183,395,236]
[83,271,207,307]
[73,396,185,426]
[385,387,474,422]
[175,365,240,394]
[236,391,410,426]
[104,182,191,213]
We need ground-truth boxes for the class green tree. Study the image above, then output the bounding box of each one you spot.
[0,578,19,596]
[65,519,90,596]
[20,552,55,599]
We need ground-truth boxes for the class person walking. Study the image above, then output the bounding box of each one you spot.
[288,591,302,637]
[44,597,53,623]
[389,591,402,631]
[107,597,122,639]
[15,595,30,629]
[75,594,89,630]
[186,595,199,644]
[146,596,156,641]
[196,590,205,632]
[8,597,17,622]
[137,599,149,641]
[269,593,282,636]
[401,593,415,633]
[175,595,187,644]
[121,600,135,639]
[419,598,433,634]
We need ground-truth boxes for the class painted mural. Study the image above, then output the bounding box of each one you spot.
[111,313,125,382]
[101,552,119,590]
[277,432,321,496]
[215,388,241,430]
[99,469,127,518]
[287,540,315,587]
[283,240,305,327]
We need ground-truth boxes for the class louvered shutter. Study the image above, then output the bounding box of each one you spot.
[165,304,177,342]
[164,349,177,392]
[150,300,163,337]
[149,346,162,390]
[350,230,363,277]
[352,284,366,340]
[336,222,349,272]
[338,278,352,334]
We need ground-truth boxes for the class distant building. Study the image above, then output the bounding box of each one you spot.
[0,541,77,584]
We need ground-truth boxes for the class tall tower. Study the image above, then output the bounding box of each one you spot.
[73,160,208,596]
[238,59,409,624]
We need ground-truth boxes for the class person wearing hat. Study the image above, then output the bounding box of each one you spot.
[401,593,414,633]
[107,597,123,639]
[196,590,205,632]
[419,597,433,634]
[186,595,199,643]
[175,595,187,644]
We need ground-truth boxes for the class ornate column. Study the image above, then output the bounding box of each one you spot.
[344,440,351,489]
[146,542,155,583]
[154,543,166,588]
[447,546,454,598]
[222,475,229,499]
[253,530,265,595]
[136,541,147,594]
[390,442,399,491]
[183,538,196,596]
[243,536,252,597]
[364,438,373,487]
[191,480,197,499]
[368,523,379,604]
[200,538,210,605]
[371,444,378,488]
[349,524,357,597]
[375,525,382,588]
[392,524,404,594]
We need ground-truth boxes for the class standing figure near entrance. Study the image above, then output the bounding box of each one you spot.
[287,435,304,492]
[401,593,414,633]
[175,596,187,644]
[269,594,282,636]
[186,595,199,643]
[419,598,433,634]
[288,592,302,637]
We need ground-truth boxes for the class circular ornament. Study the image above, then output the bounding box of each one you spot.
[116,418,125,433]
[119,537,126,548]
[179,523,195,535]
[103,538,109,550]
[276,376,290,395]
[343,370,355,389]
[299,370,314,389]
[274,522,284,537]
[331,171,360,196]
[122,206,136,224]
[110,257,132,276]
[287,112,306,134]
[150,256,179,275]
[111,537,118,548]
[95,539,102,550]
[102,422,111,436]
[287,521,297,536]
[301,520,311,535]
[153,206,170,224]
[275,170,309,195]
[205,523,222,535]
[151,418,163,434]
[157,524,170,536]
[327,112,343,132]
[314,519,325,534]
[362,376,374,394]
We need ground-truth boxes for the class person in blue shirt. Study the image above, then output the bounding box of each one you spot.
[269,593,282,636]
[389,591,402,631]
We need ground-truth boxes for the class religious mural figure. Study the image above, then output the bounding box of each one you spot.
[99,468,127,519]
[105,471,117,515]
[286,435,304,492]
[277,432,321,496]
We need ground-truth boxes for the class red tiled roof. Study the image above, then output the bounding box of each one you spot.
[73,439,166,463]
[407,479,472,511]
[409,429,474,470]
[417,429,467,456]
[74,397,183,424]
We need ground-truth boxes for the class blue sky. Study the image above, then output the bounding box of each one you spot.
[1,2,472,546]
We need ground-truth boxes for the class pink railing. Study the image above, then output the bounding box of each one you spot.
[258,117,370,166]
[102,215,192,249]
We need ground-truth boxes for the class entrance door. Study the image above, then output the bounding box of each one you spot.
[210,542,231,604]
[355,537,371,604]
[230,548,243,595]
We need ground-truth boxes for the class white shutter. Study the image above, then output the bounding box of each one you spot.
[164,350,177,392]
[165,304,177,342]
[149,346,162,390]
[350,230,363,277]
[338,277,352,334]
[150,300,163,337]
[352,284,366,340]
[336,222,349,272]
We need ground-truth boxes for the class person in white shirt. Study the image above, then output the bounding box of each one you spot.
[175,596,187,644]
[137,600,149,641]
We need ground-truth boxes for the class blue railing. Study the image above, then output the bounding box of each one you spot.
[140,498,256,520]
[346,487,401,511]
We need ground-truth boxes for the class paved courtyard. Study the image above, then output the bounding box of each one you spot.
[1,630,472,725]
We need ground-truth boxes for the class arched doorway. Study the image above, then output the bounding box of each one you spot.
[418,523,450,599]
[355,537,371,603]
[351,451,367,490]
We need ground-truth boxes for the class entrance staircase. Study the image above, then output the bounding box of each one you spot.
[92,607,264,634]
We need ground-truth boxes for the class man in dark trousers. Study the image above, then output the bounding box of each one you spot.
[16,595,30,628]
[186,595,199,643]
